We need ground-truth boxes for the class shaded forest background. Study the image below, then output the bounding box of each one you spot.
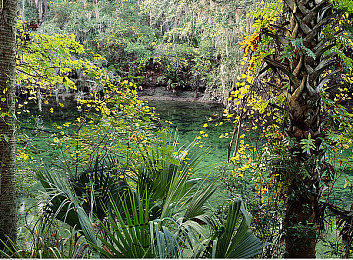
[18,0,258,103]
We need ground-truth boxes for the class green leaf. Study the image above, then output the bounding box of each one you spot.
[211,199,264,258]
[300,134,316,155]
[292,38,316,59]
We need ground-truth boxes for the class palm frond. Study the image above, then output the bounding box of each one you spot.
[91,191,153,258]
[207,199,264,258]
[35,168,97,245]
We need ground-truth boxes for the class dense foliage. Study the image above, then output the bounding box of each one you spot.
[220,0,353,257]
[17,0,260,102]
[0,0,352,258]
[2,9,265,257]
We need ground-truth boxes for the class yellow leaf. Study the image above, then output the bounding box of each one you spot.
[344,179,349,188]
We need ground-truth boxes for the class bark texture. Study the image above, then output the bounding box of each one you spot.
[0,0,17,249]
[261,0,339,257]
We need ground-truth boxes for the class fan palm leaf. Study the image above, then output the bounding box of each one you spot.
[35,168,97,245]
[206,199,264,258]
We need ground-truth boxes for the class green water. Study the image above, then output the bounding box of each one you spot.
[147,100,232,168]
[148,101,353,258]
[18,100,234,176]
[20,101,233,176]
[17,100,353,257]
[16,100,232,211]
[18,100,353,202]
[17,100,234,225]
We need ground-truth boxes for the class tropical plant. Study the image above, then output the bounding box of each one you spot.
[33,131,264,258]
[200,199,264,258]
[0,218,90,258]
[92,192,263,258]
[91,190,188,258]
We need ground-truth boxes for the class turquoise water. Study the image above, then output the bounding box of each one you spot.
[18,100,232,174]
[19,100,353,202]
[17,100,233,214]
[16,99,353,257]
[147,100,232,168]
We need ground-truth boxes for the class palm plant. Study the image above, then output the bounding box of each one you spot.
[0,216,90,258]
[91,191,187,258]
[35,166,98,245]
[34,131,264,258]
[87,188,263,258]
[201,199,264,258]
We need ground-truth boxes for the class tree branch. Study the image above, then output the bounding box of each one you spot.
[264,56,300,86]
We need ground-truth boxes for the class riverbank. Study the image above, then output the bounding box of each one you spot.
[138,86,223,104]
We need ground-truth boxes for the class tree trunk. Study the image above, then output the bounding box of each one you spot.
[93,0,99,20]
[37,88,42,112]
[42,0,47,21]
[282,1,333,256]
[260,0,339,257]
[20,0,25,20]
[0,0,17,250]
[283,160,320,258]
[38,0,43,21]
[38,0,47,22]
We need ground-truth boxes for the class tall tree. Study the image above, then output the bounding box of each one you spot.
[38,0,47,22]
[238,0,353,257]
[93,0,99,20]
[0,0,17,249]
